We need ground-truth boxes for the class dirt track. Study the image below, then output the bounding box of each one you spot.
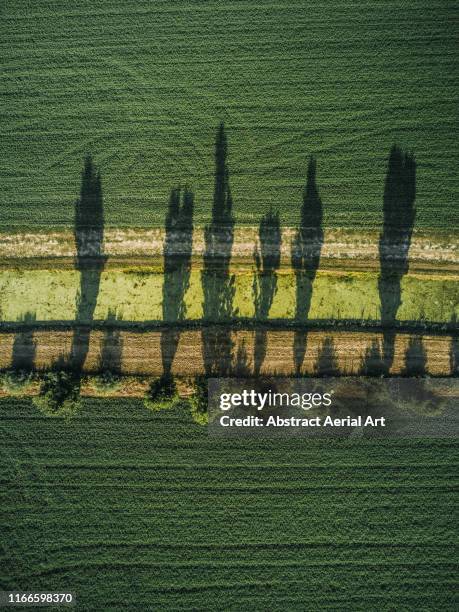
[0,228,457,273]
[0,329,454,377]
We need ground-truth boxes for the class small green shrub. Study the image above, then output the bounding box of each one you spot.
[32,371,81,418]
[189,376,208,425]
[0,369,34,395]
[144,374,178,411]
[92,370,122,394]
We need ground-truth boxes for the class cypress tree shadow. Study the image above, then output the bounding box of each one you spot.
[314,337,340,377]
[75,155,105,267]
[202,123,236,376]
[69,155,106,375]
[202,325,234,377]
[292,157,324,374]
[451,338,459,377]
[98,309,123,382]
[11,312,37,372]
[360,338,387,376]
[379,146,416,373]
[1,312,37,394]
[232,338,251,377]
[253,209,282,375]
[253,329,267,378]
[36,156,106,414]
[402,336,427,377]
[450,315,458,377]
[161,186,194,377]
[37,155,106,415]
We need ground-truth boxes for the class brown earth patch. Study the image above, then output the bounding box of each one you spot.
[0,329,454,378]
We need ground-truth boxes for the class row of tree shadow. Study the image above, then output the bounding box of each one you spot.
[8,312,459,379]
[160,124,427,380]
[2,124,457,413]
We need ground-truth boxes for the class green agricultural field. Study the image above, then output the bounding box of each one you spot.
[1,2,458,609]
[1,0,457,230]
[0,267,457,323]
[1,397,458,609]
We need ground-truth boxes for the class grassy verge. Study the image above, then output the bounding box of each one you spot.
[1,268,457,323]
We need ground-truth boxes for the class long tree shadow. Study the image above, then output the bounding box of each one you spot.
[450,314,458,377]
[402,336,427,377]
[98,310,123,384]
[34,156,105,416]
[232,338,251,377]
[360,338,387,377]
[11,312,37,372]
[379,145,416,374]
[253,209,282,375]
[314,337,340,377]
[292,157,324,374]
[69,155,106,374]
[201,123,236,376]
[2,311,38,393]
[160,186,194,377]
